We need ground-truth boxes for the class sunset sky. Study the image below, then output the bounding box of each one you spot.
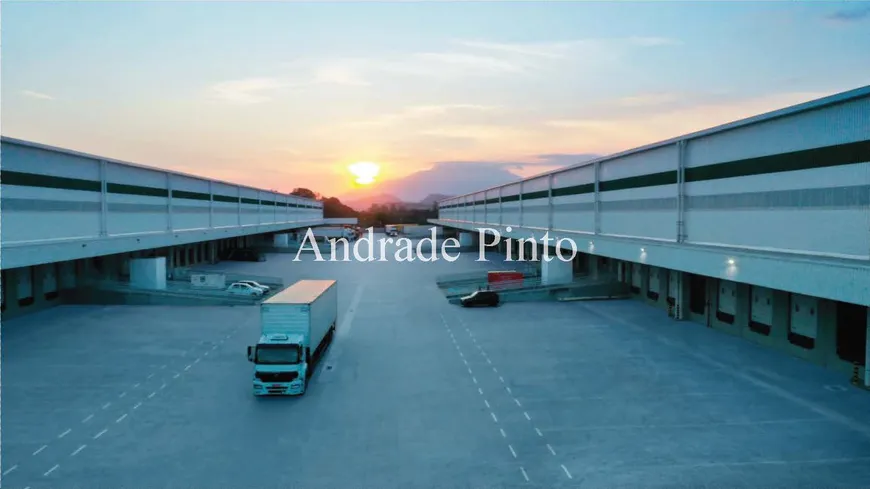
[3,1,870,198]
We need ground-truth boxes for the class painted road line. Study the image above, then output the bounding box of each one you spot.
[133,383,140,388]
[119,392,126,399]
[491,412,499,423]
[515,398,522,407]
[535,428,543,437]
[194,357,200,364]
[147,373,154,380]
[561,464,573,479]
[547,444,556,456]
[509,445,517,458]
[102,402,111,410]
[484,399,491,408]
[160,383,167,390]
[473,377,478,384]
[173,373,180,379]
[478,388,483,395]
[500,428,507,438]
[58,429,71,439]
[520,467,530,482]
[506,387,513,394]
[3,465,18,476]
[82,414,94,423]
[133,402,142,410]
[71,445,87,456]
[43,464,59,476]
[116,414,127,423]
[184,365,191,371]
[147,391,156,399]
[524,412,531,421]
[93,429,108,439]
[33,445,48,455]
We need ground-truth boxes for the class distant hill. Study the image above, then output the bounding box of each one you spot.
[339,154,598,208]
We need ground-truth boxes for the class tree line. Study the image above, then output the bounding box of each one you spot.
[291,188,438,228]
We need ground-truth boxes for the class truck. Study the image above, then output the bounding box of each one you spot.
[311,226,355,242]
[246,279,338,396]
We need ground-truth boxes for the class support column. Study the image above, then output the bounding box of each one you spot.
[675,271,690,320]
[209,241,217,264]
[3,269,21,316]
[130,257,167,290]
[541,257,572,286]
[274,233,290,248]
[866,308,870,387]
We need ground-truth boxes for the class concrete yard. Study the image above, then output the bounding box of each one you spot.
[3,240,870,488]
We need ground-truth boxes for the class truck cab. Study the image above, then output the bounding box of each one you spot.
[247,333,308,395]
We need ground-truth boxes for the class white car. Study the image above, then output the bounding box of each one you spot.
[236,280,270,294]
[227,282,264,297]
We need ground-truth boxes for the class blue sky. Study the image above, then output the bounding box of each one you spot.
[3,1,869,196]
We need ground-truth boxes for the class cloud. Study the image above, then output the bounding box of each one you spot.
[348,104,500,127]
[22,90,54,100]
[825,5,870,22]
[208,77,291,104]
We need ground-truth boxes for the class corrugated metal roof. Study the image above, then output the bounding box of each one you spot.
[265,280,336,304]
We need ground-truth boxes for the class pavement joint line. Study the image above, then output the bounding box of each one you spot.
[514,398,522,407]
[102,402,111,410]
[535,428,543,437]
[71,445,87,457]
[509,445,517,458]
[82,414,94,423]
[116,414,127,423]
[3,465,18,476]
[174,373,180,379]
[58,428,71,439]
[491,412,499,423]
[43,464,59,477]
[93,429,108,439]
[524,412,531,421]
[484,399,491,408]
[148,391,156,399]
[133,402,142,410]
[520,467,530,482]
[500,428,507,438]
[547,444,556,456]
[33,445,48,456]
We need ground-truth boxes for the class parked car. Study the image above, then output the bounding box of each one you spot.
[227,282,265,297]
[460,290,500,307]
[237,280,270,294]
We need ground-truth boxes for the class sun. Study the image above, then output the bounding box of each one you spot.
[348,161,380,185]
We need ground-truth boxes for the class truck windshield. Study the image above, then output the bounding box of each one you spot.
[255,345,301,365]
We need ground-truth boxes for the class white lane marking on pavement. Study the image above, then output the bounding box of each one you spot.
[499,376,505,383]
[472,377,478,384]
[44,464,59,476]
[147,373,154,379]
[535,428,543,437]
[467,368,472,374]
[337,283,365,337]
[33,445,48,455]
[547,444,556,456]
[478,388,483,395]
[509,444,517,458]
[3,465,18,476]
[148,391,156,399]
[119,392,126,399]
[493,367,498,373]
[133,402,142,410]
[484,399,490,408]
[486,358,492,364]
[71,445,87,456]
[160,364,166,369]
[514,398,522,407]
[82,414,94,423]
[520,467,529,482]
[194,357,200,364]
[212,345,217,350]
[102,402,111,410]
[500,428,507,438]
[160,383,167,390]
[524,412,531,421]
[93,429,108,439]
[204,351,209,356]
[58,429,71,439]
[561,464,573,479]
[133,383,140,388]
[491,412,498,423]
[173,373,180,379]
[184,365,191,371]
[116,414,127,423]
